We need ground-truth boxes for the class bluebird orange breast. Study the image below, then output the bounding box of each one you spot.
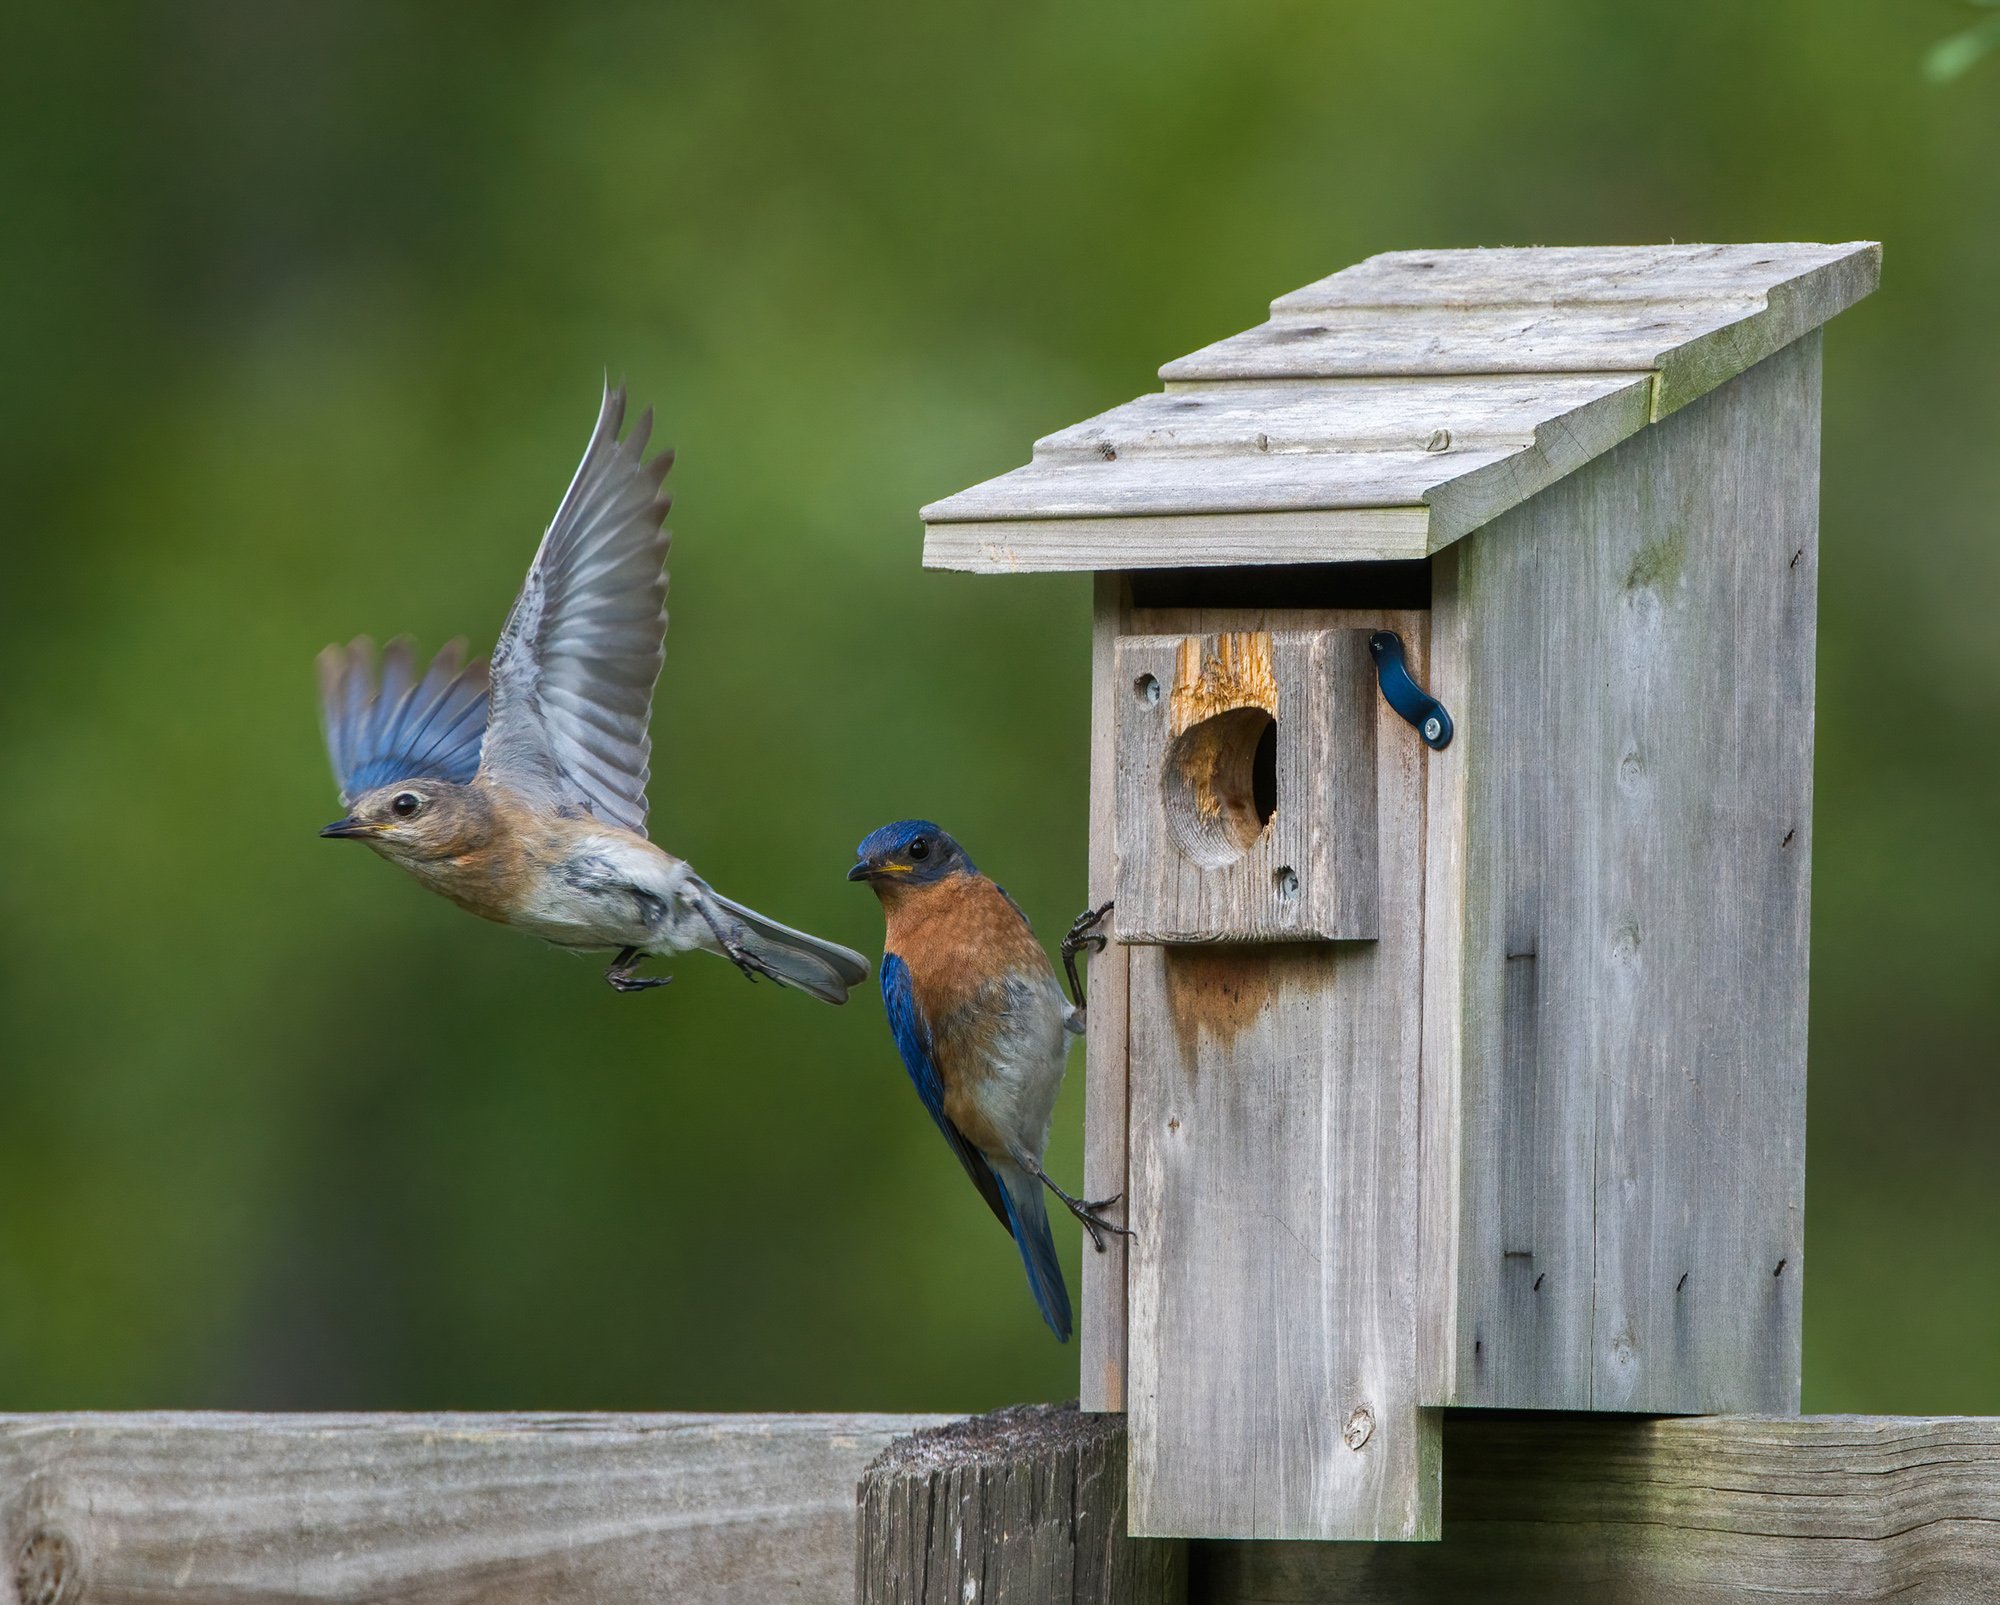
[882,873,1054,1016]
[883,872,1066,1156]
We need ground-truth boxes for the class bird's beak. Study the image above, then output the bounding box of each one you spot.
[319,817,374,840]
[848,861,911,882]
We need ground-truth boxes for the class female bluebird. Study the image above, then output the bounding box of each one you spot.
[848,822,1125,1340]
[317,382,869,1005]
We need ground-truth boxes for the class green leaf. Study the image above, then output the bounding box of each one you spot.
[1926,15,2000,81]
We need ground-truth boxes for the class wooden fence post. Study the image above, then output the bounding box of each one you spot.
[855,1404,1185,1605]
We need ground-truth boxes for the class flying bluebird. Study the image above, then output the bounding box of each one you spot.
[849,821,1125,1340]
[317,383,870,1005]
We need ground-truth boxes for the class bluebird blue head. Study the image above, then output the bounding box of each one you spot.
[847,820,975,890]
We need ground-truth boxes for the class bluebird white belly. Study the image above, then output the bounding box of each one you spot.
[515,835,699,952]
[962,972,1074,1161]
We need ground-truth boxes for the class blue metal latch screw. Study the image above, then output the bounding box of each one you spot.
[1369,631,1454,751]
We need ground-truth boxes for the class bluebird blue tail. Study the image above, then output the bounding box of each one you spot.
[997,1162,1072,1341]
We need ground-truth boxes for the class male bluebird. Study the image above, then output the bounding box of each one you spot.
[849,821,1125,1340]
[317,383,870,1005]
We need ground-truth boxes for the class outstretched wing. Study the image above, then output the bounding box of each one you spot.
[880,953,1012,1233]
[317,635,489,807]
[479,382,674,834]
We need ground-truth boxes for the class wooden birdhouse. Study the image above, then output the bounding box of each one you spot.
[920,243,1880,1543]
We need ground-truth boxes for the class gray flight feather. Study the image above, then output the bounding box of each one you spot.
[480,382,674,835]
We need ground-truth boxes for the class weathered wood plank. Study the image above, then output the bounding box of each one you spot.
[1195,1412,2000,1604]
[1438,336,1818,1413]
[1416,545,1469,1409]
[856,1404,1185,1604]
[922,507,1433,576]
[1082,573,1134,1414]
[1165,243,1877,419]
[0,1412,945,1605]
[1112,629,1377,944]
[1034,375,1648,461]
[931,442,1516,522]
[1271,241,1872,310]
[923,375,1649,529]
[1123,606,1438,1542]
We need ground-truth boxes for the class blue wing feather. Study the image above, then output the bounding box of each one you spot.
[319,636,490,806]
[880,953,1012,1233]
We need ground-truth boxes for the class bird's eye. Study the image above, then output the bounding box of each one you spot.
[391,793,423,818]
[908,837,930,861]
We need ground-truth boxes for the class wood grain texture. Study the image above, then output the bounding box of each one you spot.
[1083,573,1133,1414]
[1124,606,1438,1542]
[1166,244,1875,415]
[922,376,1648,531]
[919,244,1876,574]
[923,508,1432,575]
[1416,545,1469,1410]
[1269,241,1866,305]
[1112,629,1377,944]
[1437,335,1820,1413]
[0,1412,945,1605]
[856,1404,1185,1605]
[1195,1413,2000,1605]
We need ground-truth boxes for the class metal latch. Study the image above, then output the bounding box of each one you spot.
[1369,632,1453,750]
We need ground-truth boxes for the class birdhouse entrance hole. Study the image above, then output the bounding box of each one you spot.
[1160,707,1278,869]
[1114,628,1378,944]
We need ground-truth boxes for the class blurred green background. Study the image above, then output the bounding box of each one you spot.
[0,1,1994,1416]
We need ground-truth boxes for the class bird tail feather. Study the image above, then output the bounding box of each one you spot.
[998,1164,1072,1343]
[702,891,871,1006]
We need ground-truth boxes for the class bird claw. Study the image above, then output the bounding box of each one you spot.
[606,946,673,993]
[1061,901,1114,959]
[725,942,768,984]
[697,902,774,984]
[1060,901,1114,1012]
[1039,1178,1133,1253]
[1075,1192,1134,1253]
[607,971,673,993]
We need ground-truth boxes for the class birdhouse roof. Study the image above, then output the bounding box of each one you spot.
[921,242,1879,573]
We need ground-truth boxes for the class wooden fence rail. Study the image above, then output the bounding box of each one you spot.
[861,1405,2000,1605]
[8,1407,2000,1603]
[0,1411,944,1605]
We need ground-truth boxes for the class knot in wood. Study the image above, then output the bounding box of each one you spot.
[1342,1405,1375,1451]
[13,1526,80,1605]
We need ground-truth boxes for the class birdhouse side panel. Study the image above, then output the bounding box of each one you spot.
[1435,333,1819,1413]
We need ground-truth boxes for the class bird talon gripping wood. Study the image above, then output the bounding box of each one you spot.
[1059,899,1114,1015]
[316,382,870,1006]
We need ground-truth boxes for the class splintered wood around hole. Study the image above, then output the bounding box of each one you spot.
[1167,633,1278,735]
[1161,633,1280,867]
